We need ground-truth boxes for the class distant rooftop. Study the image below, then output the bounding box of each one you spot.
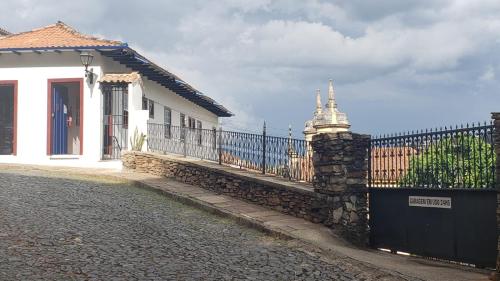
[0,27,10,36]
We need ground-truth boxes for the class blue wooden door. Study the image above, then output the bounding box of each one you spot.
[52,86,68,155]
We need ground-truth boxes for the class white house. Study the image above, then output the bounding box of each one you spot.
[0,22,232,168]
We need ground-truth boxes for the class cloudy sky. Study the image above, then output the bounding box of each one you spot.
[2,0,500,136]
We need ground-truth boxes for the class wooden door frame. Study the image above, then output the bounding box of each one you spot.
[47,78,84,155]
[0,80,18,155]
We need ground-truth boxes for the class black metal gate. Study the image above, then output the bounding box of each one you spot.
[102,83,128,160]
[369,123,497,268]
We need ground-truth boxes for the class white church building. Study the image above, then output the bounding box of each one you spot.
[0,22,231,168]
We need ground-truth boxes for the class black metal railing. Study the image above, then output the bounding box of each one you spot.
[219,130,264,171]
[102,114,128,160]
[369,122,496,189]
[148,123,219,161]
[102,83,128,160]
[147,123,313,182]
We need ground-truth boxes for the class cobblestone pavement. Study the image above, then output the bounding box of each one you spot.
[0,170,410,281]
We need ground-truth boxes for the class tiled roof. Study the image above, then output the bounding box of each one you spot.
[0,22,232,117]
[100,72,141,84]
[0,21,123,49]
[370,147,416,185]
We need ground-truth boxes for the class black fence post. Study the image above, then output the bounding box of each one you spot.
[262,121,266,174]
[367,138,372,188]
[218,127,223,165]
[491,113,500,275]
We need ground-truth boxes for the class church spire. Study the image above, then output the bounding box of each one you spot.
[327,79,336,111]
[315,89,322,115]
[304,79,350,142]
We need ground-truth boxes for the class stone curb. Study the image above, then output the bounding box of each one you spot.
[106,174,424,281]
[129,179,294,241]
[107,173,490,281]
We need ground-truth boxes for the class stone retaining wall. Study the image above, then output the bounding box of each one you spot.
[122,152,333,224]
[123,131,371,246]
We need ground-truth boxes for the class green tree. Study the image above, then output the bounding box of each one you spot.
[400,135,496,188]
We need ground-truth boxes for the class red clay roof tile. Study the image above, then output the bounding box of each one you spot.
[0,21,123,49]
[100,72,141,84]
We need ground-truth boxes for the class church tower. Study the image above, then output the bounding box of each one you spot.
[303,79,350,142]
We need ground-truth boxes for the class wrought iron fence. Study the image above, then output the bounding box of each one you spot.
[101,83,128,160]
[369,122,496,189]
[148,123,219,161]
[264,135,313,181]
[147,123,313,182]
[102,114,128,160]
[220,130,264,171]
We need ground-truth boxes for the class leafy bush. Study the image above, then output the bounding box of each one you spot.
[399,135,495,188]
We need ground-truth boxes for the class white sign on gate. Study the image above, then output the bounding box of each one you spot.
[408,196,452,209]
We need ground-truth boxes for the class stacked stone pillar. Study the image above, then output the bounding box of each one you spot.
[493,112,500,275]
[311,132,370,245]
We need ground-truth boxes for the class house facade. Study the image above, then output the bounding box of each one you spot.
[0,22,231,167]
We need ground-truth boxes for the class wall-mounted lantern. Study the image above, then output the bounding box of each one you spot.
[80,51,94,84]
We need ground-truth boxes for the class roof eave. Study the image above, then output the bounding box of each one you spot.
[0,45,128,53]
[0,44,233,117]
[100,48,233,117]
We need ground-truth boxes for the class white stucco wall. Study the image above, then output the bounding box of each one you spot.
[97,54,219,130]
[142,79,219,130]
[0,52,105,167]
[0,51,221,167]
[127,83,149,151]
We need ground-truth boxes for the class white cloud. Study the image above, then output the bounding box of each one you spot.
[2,0,500,133]
[480,66,495,81]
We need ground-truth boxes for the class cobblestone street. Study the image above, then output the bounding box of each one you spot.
[0,169,408,281]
